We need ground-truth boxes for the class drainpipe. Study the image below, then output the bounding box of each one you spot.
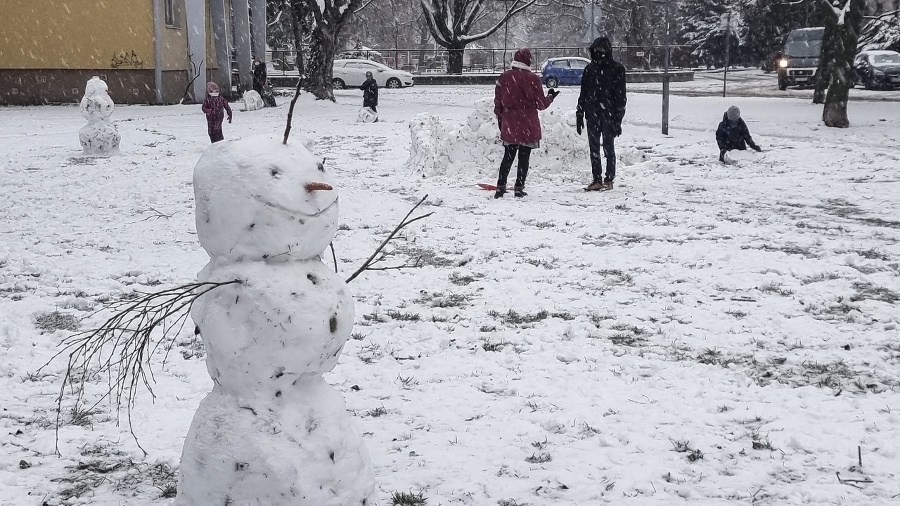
[153,0,164,104]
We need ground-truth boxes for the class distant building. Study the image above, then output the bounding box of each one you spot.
[0,0,267,105]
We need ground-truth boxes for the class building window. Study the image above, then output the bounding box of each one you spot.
[165,0,180,28]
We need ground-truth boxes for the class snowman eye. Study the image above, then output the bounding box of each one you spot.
[317,162,325,173]
[270,168,281,178]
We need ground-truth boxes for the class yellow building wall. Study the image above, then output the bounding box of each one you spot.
[0,0,155,70]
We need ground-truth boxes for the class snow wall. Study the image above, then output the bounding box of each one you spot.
[406,98,588,179]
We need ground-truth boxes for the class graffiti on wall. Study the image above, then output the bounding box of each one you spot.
[110,50,145,69]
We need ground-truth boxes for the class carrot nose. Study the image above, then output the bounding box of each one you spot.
[305,182,333,192]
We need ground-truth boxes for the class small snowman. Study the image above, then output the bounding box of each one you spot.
[79,76,120,155]
[176,134,376,506]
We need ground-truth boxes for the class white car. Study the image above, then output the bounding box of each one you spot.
[332,59,414,89]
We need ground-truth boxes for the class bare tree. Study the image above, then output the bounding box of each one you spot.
[420,0,539,73]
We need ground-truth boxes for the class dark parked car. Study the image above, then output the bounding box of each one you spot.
[853,50,900,90]
[540,57,590,88]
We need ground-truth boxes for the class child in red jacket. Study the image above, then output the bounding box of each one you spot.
[201,82,233,143]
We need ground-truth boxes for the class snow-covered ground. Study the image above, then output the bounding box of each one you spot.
[1,75,899,506]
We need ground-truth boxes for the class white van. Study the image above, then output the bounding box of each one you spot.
[776,27,825,90]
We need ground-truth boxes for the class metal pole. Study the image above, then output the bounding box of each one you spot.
[503,0,509,69]
[662,0,670,135]
[723,10,731,98]
[590,1,596,40]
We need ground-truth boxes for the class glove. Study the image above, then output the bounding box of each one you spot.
[751,144,762,152]
[547,89,559,98]
[228,116,233,124]
[576,111,584,136]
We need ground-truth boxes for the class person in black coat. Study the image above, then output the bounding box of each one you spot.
[252,56,267,95]
[360,71,378,113]
[716,106,762,162]
[577,36,627,191]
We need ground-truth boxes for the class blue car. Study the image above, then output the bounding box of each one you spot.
[540,57,591,88]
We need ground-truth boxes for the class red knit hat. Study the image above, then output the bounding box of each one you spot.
[513,48,532,66]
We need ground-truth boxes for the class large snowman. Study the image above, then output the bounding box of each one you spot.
[176,135,376,506]
[79,76,120,154]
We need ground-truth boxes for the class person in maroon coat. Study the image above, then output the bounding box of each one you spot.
[493,48,558,198]
[201,81,233,143]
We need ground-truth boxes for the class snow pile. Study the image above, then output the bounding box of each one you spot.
[242,90,264,111]
[406,97,586,178]
[79,76,120,155]
[179,135,375,506]
[357,106,378,123]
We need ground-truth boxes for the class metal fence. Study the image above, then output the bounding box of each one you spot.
[260,45,698,77]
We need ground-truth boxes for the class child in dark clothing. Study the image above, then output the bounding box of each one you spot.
[360,71,378,113]
[716,106,761,162]
[201,81,232,143]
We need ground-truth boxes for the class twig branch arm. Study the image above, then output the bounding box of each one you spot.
[345,195,433,284]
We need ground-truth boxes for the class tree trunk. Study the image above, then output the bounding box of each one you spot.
[821,0,863,127]
[290,1,306,79]
[305,25,337,100]
[447,45,465,74]
[813,17,836,104]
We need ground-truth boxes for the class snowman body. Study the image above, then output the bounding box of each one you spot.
[177,135,375,506]
[79,76,120,154]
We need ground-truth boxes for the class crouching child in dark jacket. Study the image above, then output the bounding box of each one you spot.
[716,106,761,162]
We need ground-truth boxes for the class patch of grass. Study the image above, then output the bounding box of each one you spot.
[758,281,795,296]
[398,374,419,388]
[482,340,509,352]
[747,243,819,258]
[525,453,552,464]
[687,449,704,462]
[449,272,481,286]
[725,309,748,319]
[365,406,388,417]
[609,333,645,347]
[696,348,736,367]
[488,309,550,325]
[68,406,100,427]
[597,269,634,285]
[670,439,692,453]
[855,248,891,261]
[34,311,79,332]
[799,272,842,285]
[850,281,900,303]
[52,444,178,502]
[386,310,421,321]
[523,219,555,229]
[391,490,427,506]
[395,245,455,268]
[480,325,497,332]
[589,312,614,327]
[523,257,556,269]
[350,332,366,341]
[419,292,468,308]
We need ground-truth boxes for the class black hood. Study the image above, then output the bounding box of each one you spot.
[589,37,613,62]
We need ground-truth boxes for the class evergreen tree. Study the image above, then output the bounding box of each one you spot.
[676,0,741,68]
[742,0,825,68]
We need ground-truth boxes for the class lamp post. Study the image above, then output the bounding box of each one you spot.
[722,9,732,98]
[661,0,671,135]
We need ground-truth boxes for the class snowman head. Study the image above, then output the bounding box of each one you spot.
[81,76,114,121]
[194,135,340,261]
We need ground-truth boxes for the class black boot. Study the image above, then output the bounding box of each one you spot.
[494,189,505,199]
